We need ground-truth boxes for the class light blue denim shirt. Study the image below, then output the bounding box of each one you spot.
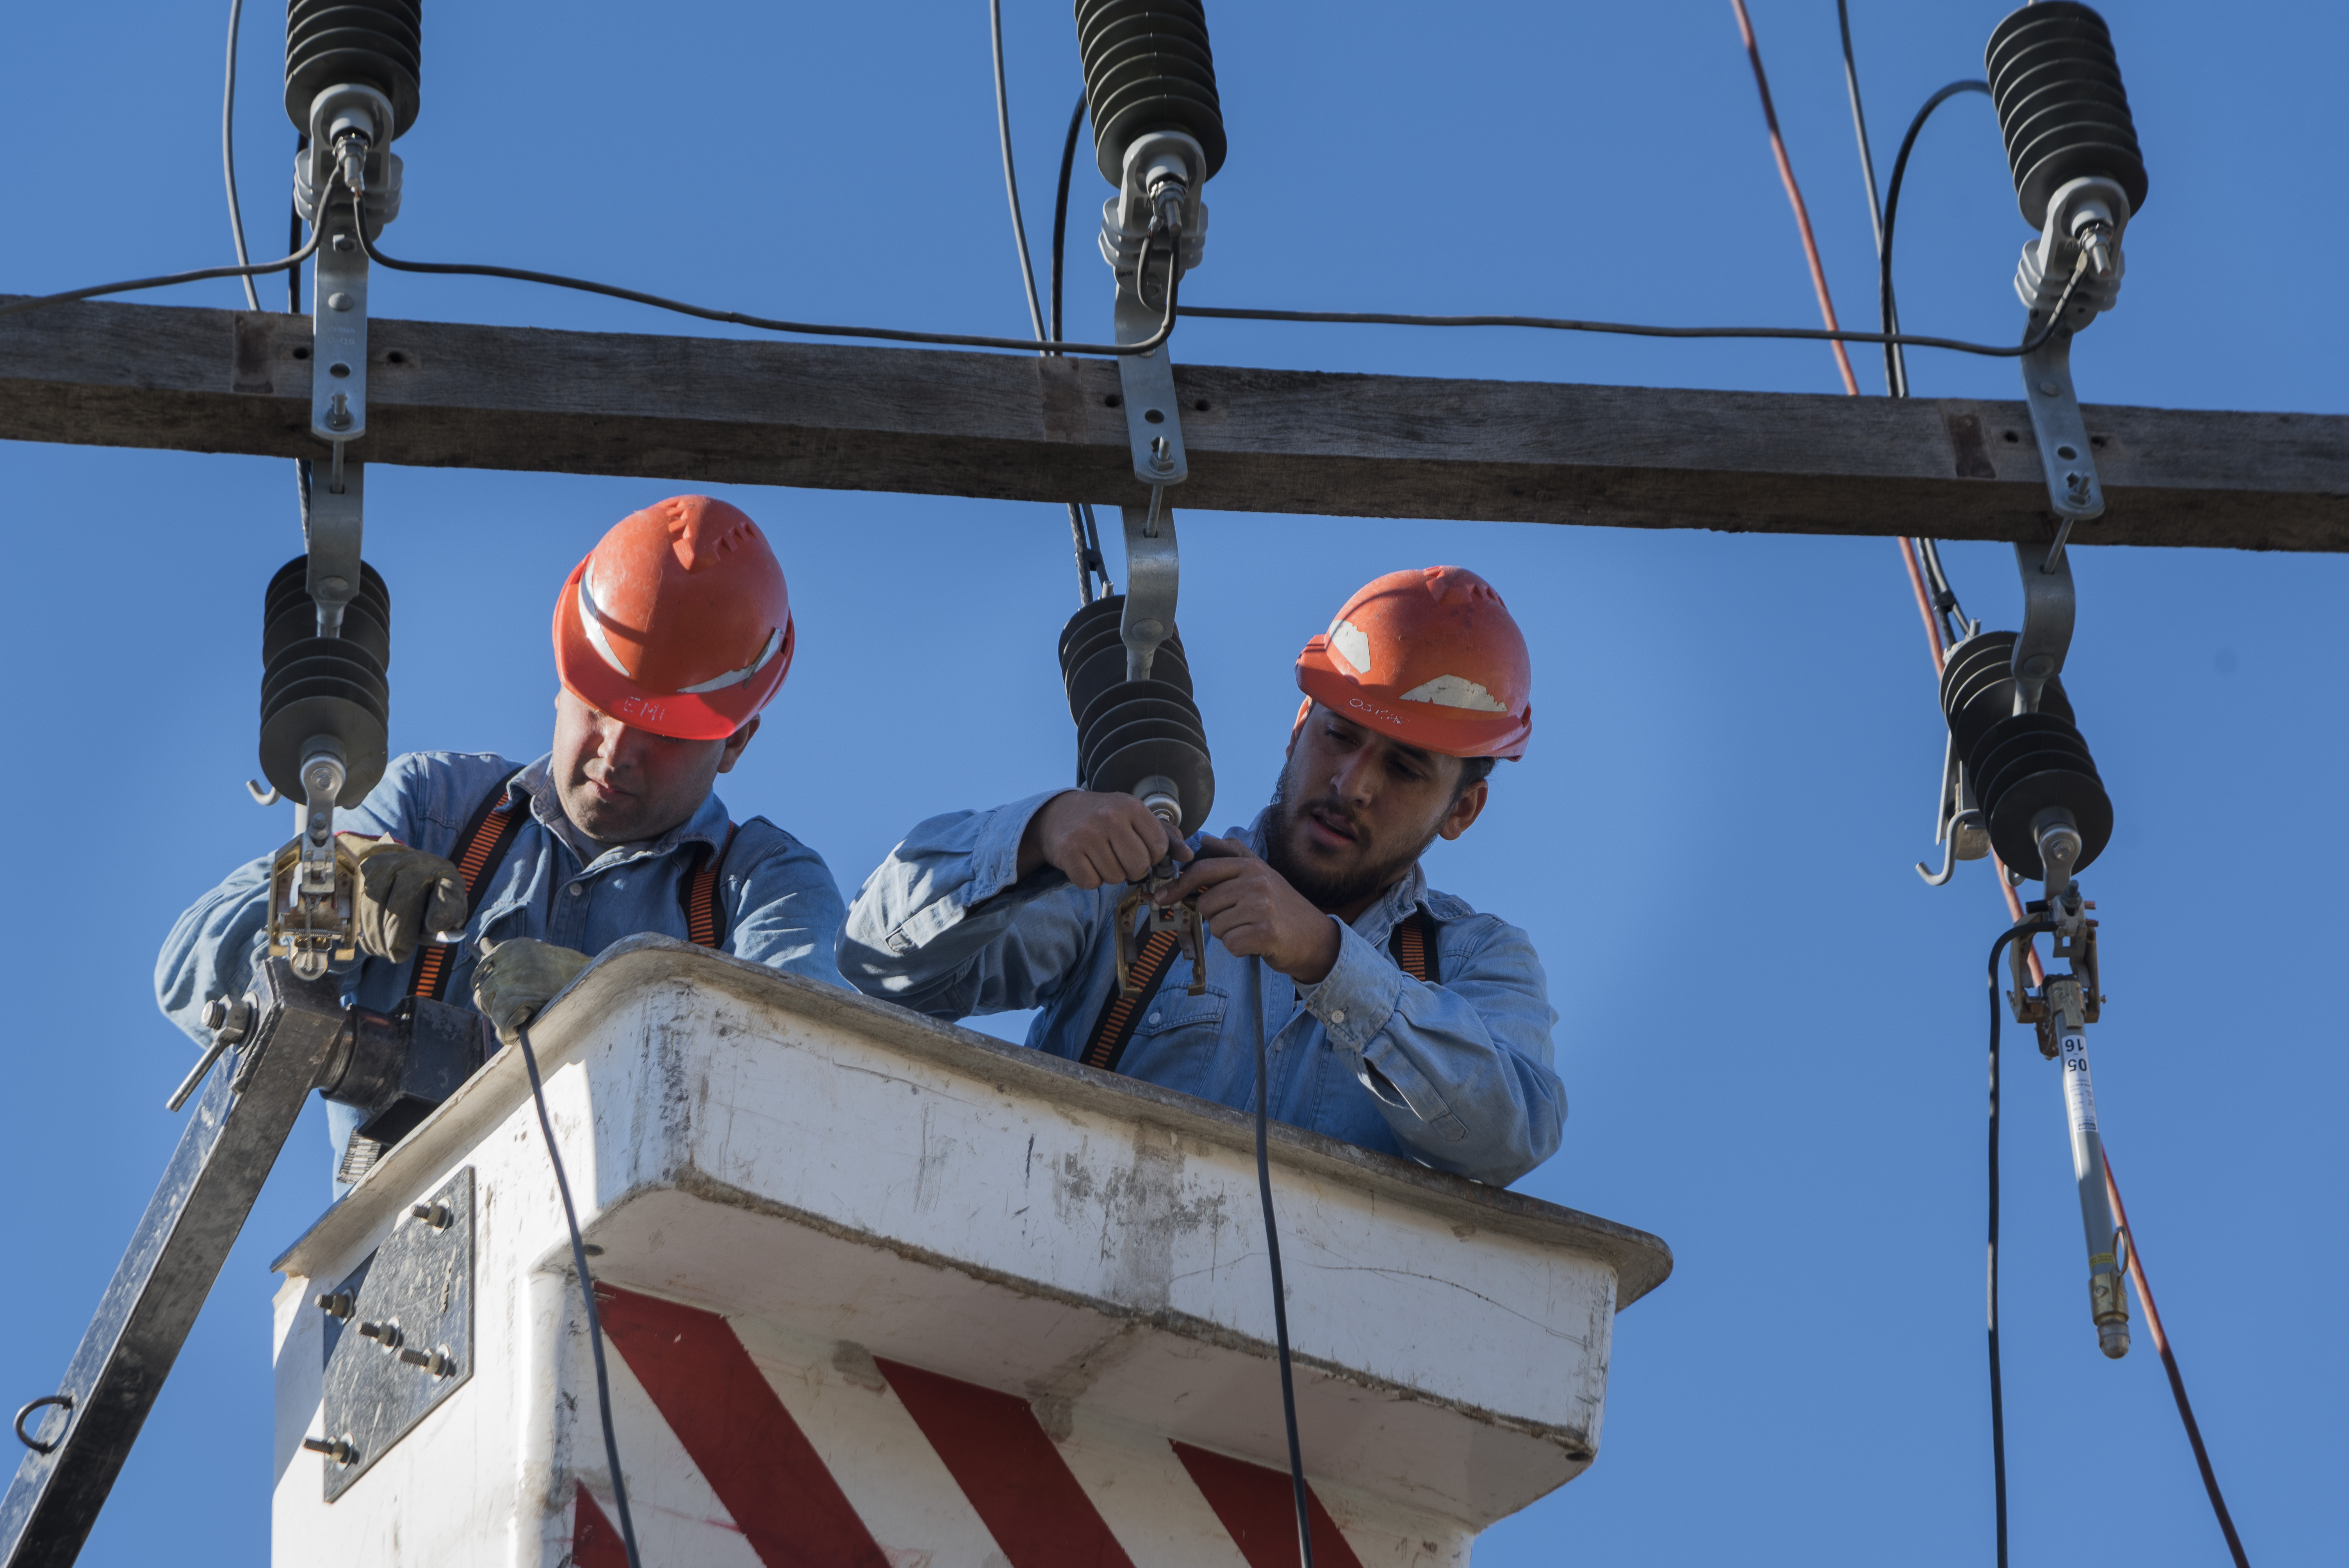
[156,750,848,1172]
[839,791,1565,1186]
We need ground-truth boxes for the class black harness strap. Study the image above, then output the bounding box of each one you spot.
[408,768,529,1000]
[678,824,740,949]
[1388,907,1442,984]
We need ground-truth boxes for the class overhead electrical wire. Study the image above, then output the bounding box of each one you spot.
[1830,21,2254,1568]
[517,1020,645,1568]
[989,0,1048,345]
[344,220,1183,356]
[221,0,261,312]
[1175,298,2082,360]
[1047,89,1111,603]
[0,227,325,320]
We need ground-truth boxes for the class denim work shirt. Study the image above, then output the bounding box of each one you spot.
[839,791,1565,1186]
[157,751,848,1171]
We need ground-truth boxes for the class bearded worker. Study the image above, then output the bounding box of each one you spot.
[158,495,847,1185]
[839,567,1562,1185]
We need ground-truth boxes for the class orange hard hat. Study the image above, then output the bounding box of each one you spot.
[1293,566,1532,760]
[552,495,795,740]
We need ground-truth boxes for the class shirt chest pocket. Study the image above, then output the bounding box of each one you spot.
[1129,977,1228,1046]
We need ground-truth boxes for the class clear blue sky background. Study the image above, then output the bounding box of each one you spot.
[2,1,2341,1563]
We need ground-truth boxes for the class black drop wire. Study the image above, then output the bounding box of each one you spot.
[291,140,312,532]
[1985,919,2053,1568]
[517,1021,645,1568]
[1252,957,1316,1568]
[1177,299,2075,360]
[989,0,1046,344]
[0,223,325,320]
[344,222,1181,357]
[1880,81,1993,400]
[1051,89,1110,604]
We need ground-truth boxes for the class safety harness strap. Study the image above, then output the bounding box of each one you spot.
[408,768,530,1000]
[679,824,739,950]
[1077,905,1444,1073]
[1078,927,1184,1073]
[1388,907,1441,984]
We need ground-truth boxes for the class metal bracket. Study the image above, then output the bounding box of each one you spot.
[2009,538,2077,713]
[305,459,365,637]
[312,214,370,452]
[1105,130,1203,492]
[2019,330,2102,551]
[1112,277,1185,490]
[1119,503,1180,682]
[315,1167,476,1500]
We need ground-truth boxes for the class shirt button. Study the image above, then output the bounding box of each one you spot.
[1328,1009,1346,1025]
[566,884,584,898]
[1146,1012,1161,1025]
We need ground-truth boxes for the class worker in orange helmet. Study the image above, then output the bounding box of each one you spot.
[158,496,848,1188]
[841,567,1563,1186]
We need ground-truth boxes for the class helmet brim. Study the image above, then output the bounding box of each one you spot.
[1295,650,1529,761]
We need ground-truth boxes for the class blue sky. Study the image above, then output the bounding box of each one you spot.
[2,1,2342,1563]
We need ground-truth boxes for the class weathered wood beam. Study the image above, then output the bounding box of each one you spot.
[2,296,2342,550]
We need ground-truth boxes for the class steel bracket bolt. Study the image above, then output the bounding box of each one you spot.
[356,1319,402,1350]
[313,1290,355,1320]
[301,1435,357,1465]
[397,1345,457,1377]
[410,1202,451,1229]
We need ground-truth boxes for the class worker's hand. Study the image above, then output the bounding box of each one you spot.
[1016,790,1194,890]
[346,835,468,962]
[1162,836,1342,985]
[471,937,594,1046]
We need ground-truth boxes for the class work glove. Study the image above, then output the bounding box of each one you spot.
[471,937,594,1046]
[344,835,469,962]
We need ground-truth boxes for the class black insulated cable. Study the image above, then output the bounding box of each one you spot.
[516,1021,644,1568]
[1251,957,1316,1568]
[346,219,1183,357]
[1052,91,1085,348]
[1985,918,2054,1568]
[1176,291,2082,360]
[0,223,327,320]
[1880,81,1993,399]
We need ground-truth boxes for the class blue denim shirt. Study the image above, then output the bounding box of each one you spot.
[838,791,1565,1186]
[156,751,848,1171]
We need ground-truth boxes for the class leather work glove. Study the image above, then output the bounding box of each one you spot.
[344,835,469,962]
[472,937,594,1046]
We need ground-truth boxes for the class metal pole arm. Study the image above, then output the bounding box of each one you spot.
[1,961,351,1568]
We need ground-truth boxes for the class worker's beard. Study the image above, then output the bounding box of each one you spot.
[1260,762,1445,916]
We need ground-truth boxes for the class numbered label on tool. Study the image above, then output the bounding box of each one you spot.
[2059,1031,2098,1134]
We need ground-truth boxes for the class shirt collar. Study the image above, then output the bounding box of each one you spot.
[513,754,732,872]
[1240,806,1428,942]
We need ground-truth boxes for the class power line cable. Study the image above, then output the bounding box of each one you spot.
[1251,958,1316,1568]
[1049,91,1111,602]
[0,226,326,320]
[1175,295,2081,360]
[344,222,1182,357]
[1728,0,1859,394]
[2101,1158,2253,1568]
[989,0,1047,346]
[221,0,261,312]
[516,1021,645,1568]
[1983,919,2053,1568]
[1881,80,1993,400]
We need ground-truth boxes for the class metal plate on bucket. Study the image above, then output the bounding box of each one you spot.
[317,1166,474,1499]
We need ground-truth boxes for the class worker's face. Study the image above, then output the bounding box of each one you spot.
[1263,704,1488,919]
[550,688,758,847]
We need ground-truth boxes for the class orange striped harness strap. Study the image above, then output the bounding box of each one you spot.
[1076,905,1442,1074]
[408,769,529,1000]
[679,824,739,949]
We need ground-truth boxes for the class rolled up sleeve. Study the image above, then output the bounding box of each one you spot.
[1299,916,1565,1185]
[838,790,1107,1019]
